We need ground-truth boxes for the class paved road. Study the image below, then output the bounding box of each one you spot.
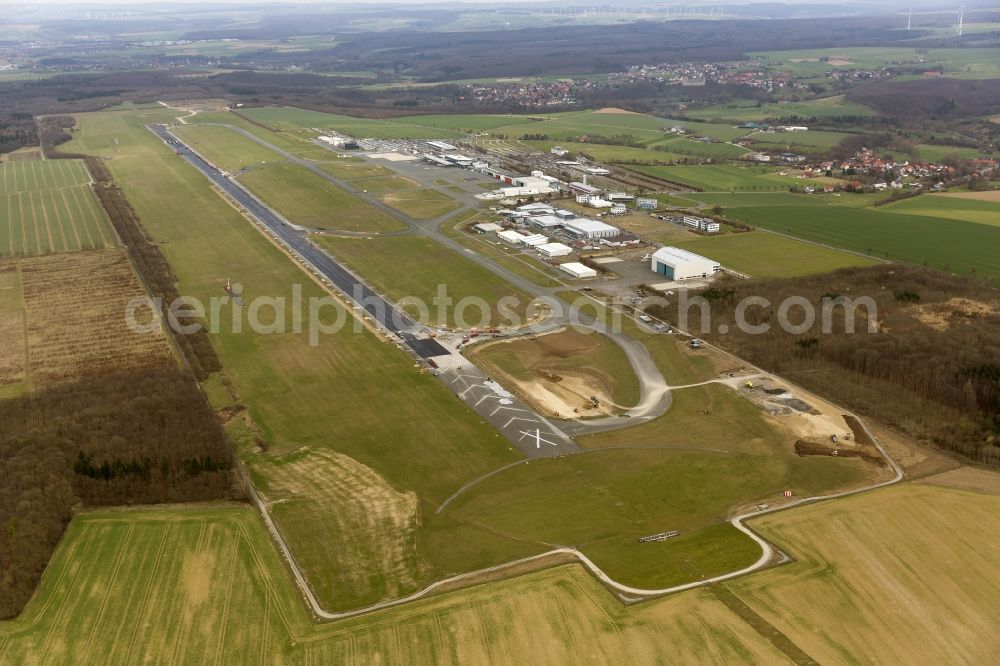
[150,123,580,458]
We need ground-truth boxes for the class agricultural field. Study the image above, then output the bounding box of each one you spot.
[751,46,1000,79]
[731,482,1000,664]
[237,106,466,139]
[747,128,852,149]
[377,188,460,220]
[624,164,840,191]
[2,480,998,663]
[172,124,285,173]
[238,163,407,233]
[675,231,880,278]
[703,192,1000,276]
[0,264,25,390]
[491,109,750,145]
[314,235,533,328]
[0,160,116,258]
[882,193,1000,228]
[19,249,175,386]
[0,505,791,664]
[683,95,877,122]
[469,326,641,416]
[393,113,539,132]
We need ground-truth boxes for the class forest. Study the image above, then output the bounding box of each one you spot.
[0,368,242,619]
[649,265,1000,465]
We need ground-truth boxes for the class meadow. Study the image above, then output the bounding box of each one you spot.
[173,124,286,173]
[237,106,466,139]
[0,161,116,258]
[63,109,524,611]
[625,164,837,191]
[314,235,533,328]
[3,480,998,663]
[751,46,1000,79]
[683,95,877,122]
[377,188,460,220]
[393,113,539,132]
[882,192,1000,228]
[720,199,1000,276]
[238,163,407,233]
[675,231,880,278]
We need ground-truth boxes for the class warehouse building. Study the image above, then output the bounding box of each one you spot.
[569,182,602,196]
[560,262,598,278]
[563,218,620,239]
[521,233,549,247]
[537,242,573,258]
[474,222,502,234]
[650,247,720,280]
[498,230,530,245]
[529,214,564,229]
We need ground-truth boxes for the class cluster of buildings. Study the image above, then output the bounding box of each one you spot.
[612,60,795,92]
[463,79,595,107]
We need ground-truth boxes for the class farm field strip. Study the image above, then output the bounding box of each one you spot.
[675,231,880,278]
[0,159,91,194]
[723,202,1000,275]
[0,184,114,258]
[3,482,995,663]
[236,106,467,139]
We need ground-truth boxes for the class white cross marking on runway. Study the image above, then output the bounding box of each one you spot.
[518,429,559,449]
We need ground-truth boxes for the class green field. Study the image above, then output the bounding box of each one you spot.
[4,482,998,663]
[63,109,526,611]
[676,231,880,278]
[626,164,840,191]
[0,160,115,258]
[489,109,750,146]
[394,113,539,132]
[0,505,790,663]
[378,188,460,220]
[238,163,407,233]
[748,128,851,149]
[237,106,467,139]
[751,46,1000,79]
[882,193,1000,228]
[717,197,1000,275]
[684,95,877,122]
[314,235,532,327]
[173,124,285,173]
[450,383,873,589]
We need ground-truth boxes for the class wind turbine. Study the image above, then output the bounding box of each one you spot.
[958,5,966,36]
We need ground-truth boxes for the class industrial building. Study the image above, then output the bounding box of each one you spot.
[537,242,573,258]
[681,216,721,233]
[517,203,555,214]
[498,230,529,245]
[569,182,602,196]
[610,203,627,215]
[474,222,502,233]
[520,233,549,247]
[560,262,598,278]
[637,198,658,210]
[528,214,564,229]
[650,247,720,280]
[563,218,620,239]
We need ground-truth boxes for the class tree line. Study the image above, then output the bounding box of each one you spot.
[649,264,1000,464]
